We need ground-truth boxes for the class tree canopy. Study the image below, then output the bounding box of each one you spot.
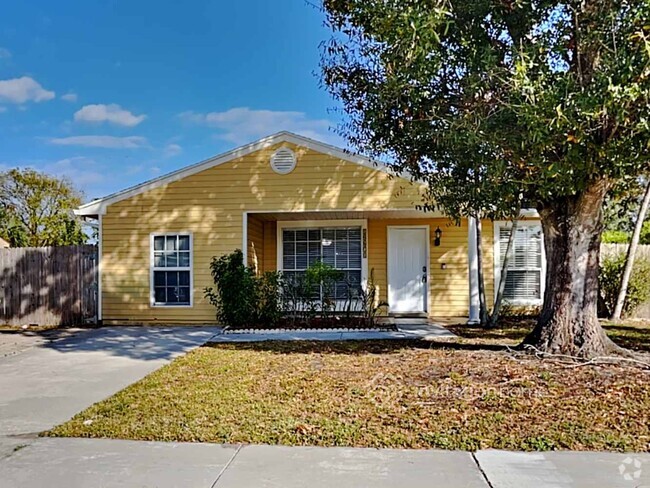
[322,0,649,207]
[0,169,86,247]
[321,0,650,357]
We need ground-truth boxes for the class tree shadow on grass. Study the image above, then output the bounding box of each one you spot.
[445,323,533,342]
[204,338,508,356]
[602,324,650,352]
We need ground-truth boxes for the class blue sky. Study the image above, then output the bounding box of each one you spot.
[0,0,343,201]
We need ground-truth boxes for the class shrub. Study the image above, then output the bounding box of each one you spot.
[641,221,650,245]
[599,253,650,317]
[206,252,388,328]
[601,230,630,244]
[355,268,389,326]
[256,271,284,326]
[282,261,344,325]
[204,250,283,328]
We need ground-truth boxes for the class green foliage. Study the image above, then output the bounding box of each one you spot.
[356,268,389,326]
[207,254,389,329]
[599,254,650,317]
[282,264,388,327]
[256,271,284,327]
[601,230,630,244]
[603,178,649,233]
[282,261,344,324]
[641,221,650,245]
[0,168,86,247]
[321,0,649,214]
[204,249,283,328]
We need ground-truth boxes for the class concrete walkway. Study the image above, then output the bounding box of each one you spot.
[1,438,648,487]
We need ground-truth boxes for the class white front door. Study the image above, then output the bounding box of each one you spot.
[388,227,428,313]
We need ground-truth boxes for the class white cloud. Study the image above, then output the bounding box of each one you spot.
[74,103,146,127]
[49,135,148,149]
[178,107,335,145]
[61,92,78,103]
[45,157,106,188]
[163,143,182,158]
[0,76,55,104]
[0,48,10,59]
[0,106,6,113]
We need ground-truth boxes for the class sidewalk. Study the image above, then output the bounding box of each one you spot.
[1,438,648,488]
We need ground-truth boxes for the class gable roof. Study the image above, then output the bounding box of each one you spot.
[75,131,409,216]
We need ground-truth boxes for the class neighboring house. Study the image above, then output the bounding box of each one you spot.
[76,131,544,325]
[0,237,9,248]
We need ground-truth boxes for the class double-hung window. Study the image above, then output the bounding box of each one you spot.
[281,226,363,302]
[151,234,192,306]
[495,223,544,304]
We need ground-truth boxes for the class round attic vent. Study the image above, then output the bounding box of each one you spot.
[270,148,296,174]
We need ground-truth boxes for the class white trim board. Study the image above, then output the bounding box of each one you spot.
[76,131,413,216]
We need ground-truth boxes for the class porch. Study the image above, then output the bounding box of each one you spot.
[243,210,484,318]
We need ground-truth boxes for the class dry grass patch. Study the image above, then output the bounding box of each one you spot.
[48,337,650,451]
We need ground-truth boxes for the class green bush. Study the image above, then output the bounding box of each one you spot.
[281,261,344,325]
[601,230,630,244]
[204,249,283,328]
[599,253,650,317]
[641,221,650,245]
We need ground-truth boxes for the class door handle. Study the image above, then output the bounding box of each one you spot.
[422,274,427,283]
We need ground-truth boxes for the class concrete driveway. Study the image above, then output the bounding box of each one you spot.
[0,326,219,438]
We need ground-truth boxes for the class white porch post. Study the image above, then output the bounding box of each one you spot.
[467,216,480,324]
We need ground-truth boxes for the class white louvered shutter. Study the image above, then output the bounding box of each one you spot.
[499,225,542,300]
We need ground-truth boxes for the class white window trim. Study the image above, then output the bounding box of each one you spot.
[493,221,545,306]
[276,219,369,290]
[149,232,194,308]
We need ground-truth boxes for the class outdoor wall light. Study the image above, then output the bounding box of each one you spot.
[434,227,442,246]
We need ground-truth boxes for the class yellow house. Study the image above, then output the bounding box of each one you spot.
[76,132,544,325]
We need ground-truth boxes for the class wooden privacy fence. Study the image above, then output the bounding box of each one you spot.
[0,245,98,327]
[601,243,650,260]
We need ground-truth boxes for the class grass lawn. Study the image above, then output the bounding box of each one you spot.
[47,321,650,452]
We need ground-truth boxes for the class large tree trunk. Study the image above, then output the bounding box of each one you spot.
[522,178,621,358]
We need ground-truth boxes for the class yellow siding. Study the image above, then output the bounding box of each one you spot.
[247,215,264,273]
[101,142,427,324]
[100,138,499,324]
[262,222,277,273]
